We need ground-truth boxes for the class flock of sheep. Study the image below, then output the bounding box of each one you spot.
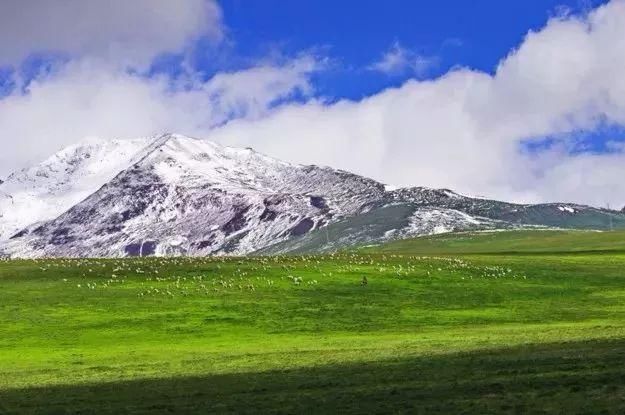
[1,252,529,302]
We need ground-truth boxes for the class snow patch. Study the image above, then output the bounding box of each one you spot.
[558,206,576,214]
[384,184,399,191]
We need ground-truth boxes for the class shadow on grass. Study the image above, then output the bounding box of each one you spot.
[2,338,625,414]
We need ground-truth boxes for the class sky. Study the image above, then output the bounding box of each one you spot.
[1,0,625,208]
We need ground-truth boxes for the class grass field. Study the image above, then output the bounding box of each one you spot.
[2,230,625,413]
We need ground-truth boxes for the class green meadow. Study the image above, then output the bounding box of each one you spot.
[2,230,625,414]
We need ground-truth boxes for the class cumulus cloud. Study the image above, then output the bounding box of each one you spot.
[0,0,222,69]
[368,41,438,77]
[206,0,625,207]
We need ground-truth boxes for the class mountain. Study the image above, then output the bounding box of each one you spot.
[0,137,157,240]
[1,133,624,258]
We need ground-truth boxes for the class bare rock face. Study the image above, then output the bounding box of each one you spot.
[2,133,625,258]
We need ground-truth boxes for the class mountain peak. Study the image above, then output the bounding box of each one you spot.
[0,135,164,240]
[0,133,381,243]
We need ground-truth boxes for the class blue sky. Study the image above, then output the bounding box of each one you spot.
[1,0,625,206]
[216,0,607,99]
[136,0,610,98]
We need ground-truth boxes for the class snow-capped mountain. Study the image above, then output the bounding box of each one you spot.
[1,133,624,258]
[0,137,159,240]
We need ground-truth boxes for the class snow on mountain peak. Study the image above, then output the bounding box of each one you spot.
[0,132,392,256]
[0,135,165,240]
[0,133,381,243]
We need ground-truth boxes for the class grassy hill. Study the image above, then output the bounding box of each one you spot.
[2,230,625,413]
[363,229,625,255]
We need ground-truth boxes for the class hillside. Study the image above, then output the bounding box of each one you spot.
[3,231,625,413]
[361,229,625,255]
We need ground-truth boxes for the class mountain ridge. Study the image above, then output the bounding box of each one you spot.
[2,133,624,258]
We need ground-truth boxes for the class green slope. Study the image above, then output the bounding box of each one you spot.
[362,229,625,255]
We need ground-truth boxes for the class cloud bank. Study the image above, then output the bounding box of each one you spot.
[2,0,625,208]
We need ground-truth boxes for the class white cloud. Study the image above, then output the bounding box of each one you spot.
[368,41,438,77]
[0,55,320,176]
[198,56,321,123]
[3,0,625,209]
[0,1,323,177]
[0,0,222,69]
[205,0,625,207]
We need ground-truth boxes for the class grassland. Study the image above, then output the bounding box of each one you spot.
[2,230,625,413]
